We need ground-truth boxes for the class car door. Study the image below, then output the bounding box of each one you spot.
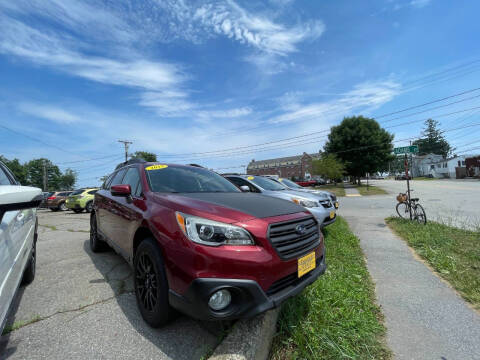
[109,167,144,259]
[97,169,127,251]
[0,165,37,329]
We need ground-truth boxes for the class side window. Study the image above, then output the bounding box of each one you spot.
[102,173,115,189]
[227,177,259,193]
[122,167,142,197]
[0,167,12,185]
[110,169,127,188]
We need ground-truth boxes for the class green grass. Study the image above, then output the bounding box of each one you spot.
[315,184,346,197]
[40,224,57,231]
[2,315,42,335]
[270,217,391,360]
[356,185,388,196]
[386,217,480,309]
[412,177,436,181]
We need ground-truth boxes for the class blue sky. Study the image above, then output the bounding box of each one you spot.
[1,0,479,187]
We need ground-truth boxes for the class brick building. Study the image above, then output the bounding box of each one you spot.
[246,152,322,179]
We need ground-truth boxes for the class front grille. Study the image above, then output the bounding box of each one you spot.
[268,216,320,260]
[266,257,322,296]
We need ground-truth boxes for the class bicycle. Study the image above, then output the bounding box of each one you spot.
[396,191,427,224]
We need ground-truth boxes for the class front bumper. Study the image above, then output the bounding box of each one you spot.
[308,206,337,227]
[168,248,327,321]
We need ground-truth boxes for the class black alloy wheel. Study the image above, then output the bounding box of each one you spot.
[59,202,67,211]
[73,209,83,213]
[134,238,174,328]
[136,253,158,312]
[85,201,93,213]
[90,213,107,252]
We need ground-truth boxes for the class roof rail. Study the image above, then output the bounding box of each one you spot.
[115,157,147,170]
[187,163,204,168]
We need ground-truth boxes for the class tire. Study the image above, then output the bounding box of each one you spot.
[22,238,36,285]
[73,209,83,213]
[90,213,107,252]
[50,208,59,212]
[413,204,427,225]
[59,202,67,211]
[85,201,93,213]
[134,238,174,328]
[396,202,409,219]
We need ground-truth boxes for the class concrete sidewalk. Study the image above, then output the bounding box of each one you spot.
[340,197,480,360]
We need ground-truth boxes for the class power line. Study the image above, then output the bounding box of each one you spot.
[166,111,480,162]
[156,89,480,159]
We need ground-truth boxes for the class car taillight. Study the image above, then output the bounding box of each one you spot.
[48,196,56,200]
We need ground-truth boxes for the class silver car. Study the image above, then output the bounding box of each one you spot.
[0,161,41,334]
[272,177,339,210]
[224,175,337,227]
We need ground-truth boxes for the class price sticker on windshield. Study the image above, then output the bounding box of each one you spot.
[145,164,168,171]
[247,176,254,180]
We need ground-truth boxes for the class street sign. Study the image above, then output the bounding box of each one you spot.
[394,145,419,155]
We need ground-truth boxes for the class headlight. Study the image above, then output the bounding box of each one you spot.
[175,212,254,246]
[291,198,318,208]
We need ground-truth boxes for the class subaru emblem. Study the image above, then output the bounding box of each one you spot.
[295,224,306,235]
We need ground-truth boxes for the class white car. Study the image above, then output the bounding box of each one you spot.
[0,161,42,334]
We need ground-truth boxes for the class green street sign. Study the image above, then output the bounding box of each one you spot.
[394,145,419,155]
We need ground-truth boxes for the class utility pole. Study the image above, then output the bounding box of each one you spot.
[43,160,48,191]
[118,140,133,162]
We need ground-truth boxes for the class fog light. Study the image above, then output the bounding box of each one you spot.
[208,289,231,311]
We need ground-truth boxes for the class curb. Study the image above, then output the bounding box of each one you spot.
[208,308,280,360]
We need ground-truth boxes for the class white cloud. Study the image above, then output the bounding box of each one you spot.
[17,103,81,124]
[410,0,432,8]
[271,80,401,124]
[193,0,325,55]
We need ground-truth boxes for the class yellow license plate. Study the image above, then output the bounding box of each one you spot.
[334,202,339,209]
[330,211,335,219]
[298,252,316,278]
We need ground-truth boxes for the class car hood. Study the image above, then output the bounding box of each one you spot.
[265,189,328,201]
[151,192,306,223]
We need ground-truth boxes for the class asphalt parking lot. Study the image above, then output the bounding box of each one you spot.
[0,210,223,360]
[368,178,480,229]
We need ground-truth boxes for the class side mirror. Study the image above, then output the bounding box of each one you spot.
[240,185,250,192]
[111,184,131,197]
[0,186,42,223]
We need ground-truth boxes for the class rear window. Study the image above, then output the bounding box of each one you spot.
[70,189,84,196]
[146,165,239,193]
[87,189,98,195]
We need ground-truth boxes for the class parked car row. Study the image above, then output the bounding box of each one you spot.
[89,160,335,328]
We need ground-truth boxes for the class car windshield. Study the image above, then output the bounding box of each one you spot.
[146,165,240,193]
[249,176,287,191]
[280,178,303,189]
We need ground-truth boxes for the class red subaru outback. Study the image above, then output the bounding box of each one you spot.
[90,160,326,327]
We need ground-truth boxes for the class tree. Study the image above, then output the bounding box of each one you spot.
[131,151,157,162]
[312,154,345,184]
[0,155,27,184]
[59,168,77,190]
[324,116,394,184]
[412,119,451,157]
[24,158,63,191]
